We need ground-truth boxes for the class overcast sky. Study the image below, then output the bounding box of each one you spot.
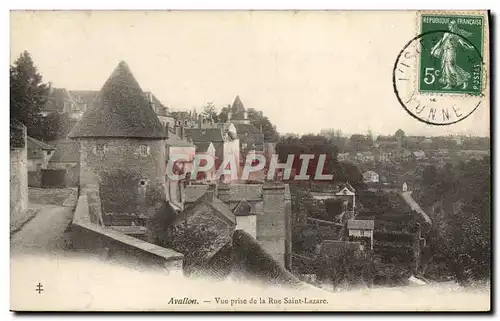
[10,11,490,137]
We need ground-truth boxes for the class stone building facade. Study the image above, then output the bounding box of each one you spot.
[69,61,168,228]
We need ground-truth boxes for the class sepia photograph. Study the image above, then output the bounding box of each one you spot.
[9,9,491,312]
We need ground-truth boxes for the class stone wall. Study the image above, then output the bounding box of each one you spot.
[78,138,166,220]
[79,138,166,187]
[10,123,28,224]
[28,170,42,187]
[72,193,183,274]
[235,215,257,238]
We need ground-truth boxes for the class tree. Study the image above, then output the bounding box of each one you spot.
[246,108,279,142]
[201,101,219,123]
[32,112,77,141]
[420,157,491,283]
[275,134,339,183]
[10,51,48,134]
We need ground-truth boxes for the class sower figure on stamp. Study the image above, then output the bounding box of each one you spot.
[430,20,474,90]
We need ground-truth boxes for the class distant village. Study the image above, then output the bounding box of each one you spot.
[11,59,490,289]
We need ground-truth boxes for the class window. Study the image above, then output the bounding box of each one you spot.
[96,144,107,153]
[140,145,149,156]
[36,163,42,171]
[360,230,365,237]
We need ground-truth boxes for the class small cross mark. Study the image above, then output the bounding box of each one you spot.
[35,282,44,294]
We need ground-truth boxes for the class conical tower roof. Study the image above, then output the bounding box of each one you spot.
[69,61,166,139]
[231,95,245,112]
[231,95,246,120]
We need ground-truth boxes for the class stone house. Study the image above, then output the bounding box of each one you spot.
[347,219,375,250]
[334,182,356,211]
[69,61,169,229]
[185,182,292,270]
[363,170,379,183]
[27,136,55,171]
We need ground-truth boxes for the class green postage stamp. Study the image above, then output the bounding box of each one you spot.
[419,14,484,95]
[393,11,489,125]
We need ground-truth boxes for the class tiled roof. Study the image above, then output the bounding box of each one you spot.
[338,182,356,193]
[27,136,55,151]
[208,198,237,225]
[166,132,194,148]
[234,123,260,135]
[232,230,305,288]
[232,200,252,216]
[27,136,55,159]
[184,185,209,202]
[175,193,236,225]
[185,128,224,143]
[347,219,375,230]
[68,61,167,139]
[194,142,213,153]
[47,139,80,163]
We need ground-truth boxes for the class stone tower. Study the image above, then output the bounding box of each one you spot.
[69,61,168,226]
[230,95,250,125]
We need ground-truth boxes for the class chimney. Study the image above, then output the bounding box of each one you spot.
[243,111,248,120]
[228,112,232,122]
[217,183,231,203]
[147,92,153,103]
[48,82,53,95]
[204,183,217,201]
[259,183,288,268]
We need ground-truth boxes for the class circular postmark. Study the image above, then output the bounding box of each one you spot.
[393,30,487,126]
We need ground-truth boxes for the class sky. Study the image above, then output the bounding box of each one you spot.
[10,10,490,137]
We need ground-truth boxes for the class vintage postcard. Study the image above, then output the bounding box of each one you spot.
[10,10,491,312]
